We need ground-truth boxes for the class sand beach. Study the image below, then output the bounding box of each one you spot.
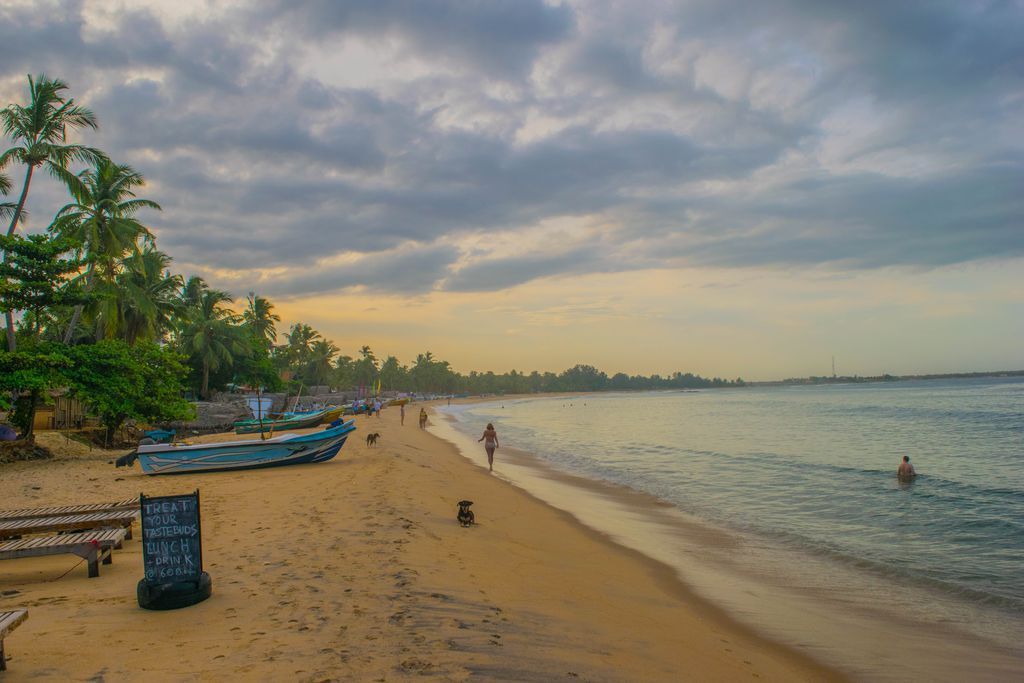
[0,403,841,681]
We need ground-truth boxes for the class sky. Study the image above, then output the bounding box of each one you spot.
[1,0,1022,380]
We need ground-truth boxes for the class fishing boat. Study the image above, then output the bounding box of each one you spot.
[272,406,344,423]
[233,407,333,434]
[127,420,357,475]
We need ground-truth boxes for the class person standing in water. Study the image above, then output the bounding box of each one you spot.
[897,455,917,480]
[478,423,499,472]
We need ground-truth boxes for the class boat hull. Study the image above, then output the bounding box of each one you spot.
[233,408,330,434]
[137,421,356,475]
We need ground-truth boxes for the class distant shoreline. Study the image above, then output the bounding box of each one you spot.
[750,369,1024,387]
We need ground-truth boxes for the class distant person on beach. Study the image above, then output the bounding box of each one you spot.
[478,423,499,472]
[374,399,382,417]
[897,456,916,480]
[400,403,405,426]
[419,408,428,429]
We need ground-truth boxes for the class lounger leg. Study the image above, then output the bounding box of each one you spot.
[1,637,6,671]
[87,547,99,578]
[125,525,132,541]
[101,547,113,565]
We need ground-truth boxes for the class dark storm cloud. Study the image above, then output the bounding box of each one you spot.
[252,0,574,79]
[265,243,461,298]
[676,162,1024,269]
[1,0,1021,297]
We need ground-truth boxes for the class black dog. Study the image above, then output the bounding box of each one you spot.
[457,500,475,527]
[115,450,139,468]
[366,432,381,447]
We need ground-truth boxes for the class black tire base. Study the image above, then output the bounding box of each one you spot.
[138,572,212,610]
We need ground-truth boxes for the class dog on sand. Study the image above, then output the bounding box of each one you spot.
[115,451,139,467]
[457,500,475,527]
[365,432,381,447]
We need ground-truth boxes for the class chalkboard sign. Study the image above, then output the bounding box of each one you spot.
[140,490,203,583]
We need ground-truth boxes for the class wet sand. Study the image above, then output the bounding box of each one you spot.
[0,405,841,681]
[434,401,1024,682]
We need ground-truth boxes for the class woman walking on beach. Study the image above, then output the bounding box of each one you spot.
[478,423,499,472]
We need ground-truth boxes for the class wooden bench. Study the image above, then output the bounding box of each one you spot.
[0,609,28,671]
[0,528,127,578]
[0,498,137,522]
[0,509,139,541]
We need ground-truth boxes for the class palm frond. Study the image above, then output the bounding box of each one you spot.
[48,164,88,199]
[0,146,27,169]
[119,198,162,214]
[0,202,16,223]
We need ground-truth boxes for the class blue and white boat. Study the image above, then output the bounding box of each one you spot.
[130,420,357,475]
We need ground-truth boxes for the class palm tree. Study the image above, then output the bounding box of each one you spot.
[1,75,101,237]
[181,287,246,399]
[179,275,209,310]
[354,345,379,391]
[334,354,355,390]
[115,247,183,345]
[306,339,339,386]
[48,158,160,343]
[284,322,321,372]
[243,291,280,351]
[1,74,102,351]
[379,355,405,391]
[0,173,15,224]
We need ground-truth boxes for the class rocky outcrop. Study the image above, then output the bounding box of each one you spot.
[164,400,253,434]
[0,439,53,463]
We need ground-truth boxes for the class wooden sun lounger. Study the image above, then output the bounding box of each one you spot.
[0,528,127,578]
[0,498,137,522]
[0,609,28,671]
[0,509,139,541]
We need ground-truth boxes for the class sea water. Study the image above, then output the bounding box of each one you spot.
[436,377,1024,681]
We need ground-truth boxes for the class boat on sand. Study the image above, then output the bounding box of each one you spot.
[233,407,337,434]
[126,420,357,475]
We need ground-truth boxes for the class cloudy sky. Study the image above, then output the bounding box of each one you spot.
[2,0,1021,379]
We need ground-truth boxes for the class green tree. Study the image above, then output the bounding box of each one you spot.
[115,247,182,345]
[0,173,15,224]
[0,234,86,341]
[333,354,355,391]
[379,355,406,392]
[559,364,609,392]
[49,158,160,343]
[179,286,246,399]
[353,345,378,391]
[305,338,339,386]
[233,337,283,393]
[0,235,86,434]
[1,75,102,351]
[284,322,321,370]
[242,291,280,352]
[179,275,208,309]
[0,345,72,440]
[65,340,193,444]
[409,351,457,394]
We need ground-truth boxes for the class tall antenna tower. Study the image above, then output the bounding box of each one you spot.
[832,356,836,378]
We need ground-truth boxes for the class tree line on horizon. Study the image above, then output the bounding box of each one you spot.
[0,75,740,442]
